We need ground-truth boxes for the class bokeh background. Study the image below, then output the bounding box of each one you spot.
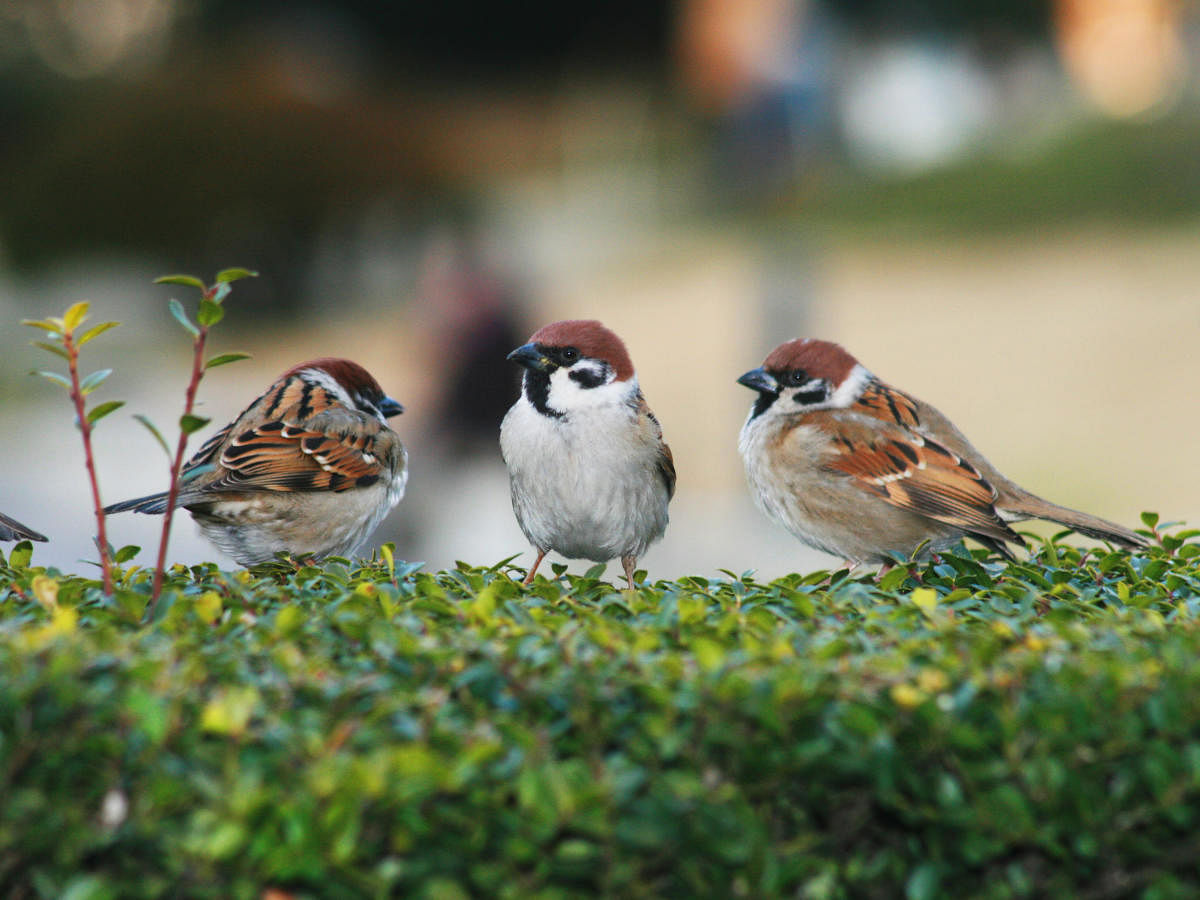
[1,0,1196,580]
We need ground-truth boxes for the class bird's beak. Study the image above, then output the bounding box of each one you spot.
[380,396,405,418]
[737,367,779,394]
[507,343,553,373]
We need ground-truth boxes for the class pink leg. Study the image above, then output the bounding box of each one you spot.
[522,548,548,585]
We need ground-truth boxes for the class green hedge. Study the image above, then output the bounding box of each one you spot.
[2,523,1199,899]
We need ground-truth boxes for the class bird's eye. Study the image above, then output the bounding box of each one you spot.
[788,370,807,386]
[561,347,580,363]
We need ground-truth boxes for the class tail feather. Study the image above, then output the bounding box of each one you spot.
[0,511,48,542]
[103,492,171,516]
[1004,493,1147,549]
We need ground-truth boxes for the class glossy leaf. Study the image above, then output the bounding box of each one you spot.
[196,299,224,327]
[62,301,89,332]
[179,414,210,435]
[215,267,259,283]
[21,318,64,335]
[33,370,71,389]
[77,321,120,346]
[204,352,250,369]
[78,368,112,395]
[167,298,199,337]
[32,341,70,360]
[86,400,125,425]
[134,414,171,457]
[155,274,206,290]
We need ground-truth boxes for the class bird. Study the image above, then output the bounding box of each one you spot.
[105,358,407,566]
[500,319,676,587]
[737,338,1147,565]
[0,511,47,543]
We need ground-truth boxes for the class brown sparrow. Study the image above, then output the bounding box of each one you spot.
[500,320,676,586]
[106,358,407,566]
[738,338,1146,564]
[0,511,47,543]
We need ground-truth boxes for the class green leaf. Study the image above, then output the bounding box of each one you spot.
[134,414,172,457]
[215,267,258,283]
[78,321,120,346]
[205,352,250,369]
[113,544,141,564]
[33,370,71,389]
[155,274,206,290]
[180,414,211,435]
[1141,511,1159,529]
[167,298,199,337]
[79,368,112,395]
[8,540,33,568]
[33,341,70,360]
[197,298,225,327]
[86,400,125,425]
[62,301,89,332]
[21,318,64,335]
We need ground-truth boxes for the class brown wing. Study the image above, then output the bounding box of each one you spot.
[853,379,922,428]
[636,393,676,500]
[815,411,1022,545]
[198,374,395,494]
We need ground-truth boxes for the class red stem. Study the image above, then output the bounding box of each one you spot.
[65,331,114,594]
[146,304,211,615]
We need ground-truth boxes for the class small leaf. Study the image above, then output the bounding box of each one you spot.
[134,414,172,457]
[32,341,70,360]
[33,370,71,389]
[114,545,141,564]
[62,301,89,332]
[205,351,251,369]
[87,400,125,424]
[167,298,199,337]
[210,283,231,304]
[79,368,112,395]
[8,541,34,569]
[155,274,206,290]
[21,318,63,335]
[216,267,258,283]
[78,321,120,346]
[1141,511,1160,529]
[180,414,211,435]
[197,298,225,327]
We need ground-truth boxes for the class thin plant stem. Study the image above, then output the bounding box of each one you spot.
[64,329,114,595]
[146,301,212,615]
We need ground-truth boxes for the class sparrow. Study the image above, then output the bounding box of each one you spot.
[105,358,407,566]
[737,338,1147,565]
[0,511,47,543]
[500,319,676,587]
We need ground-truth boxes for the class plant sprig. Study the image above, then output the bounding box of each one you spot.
[141,268,256,618]
[22,302,123,593]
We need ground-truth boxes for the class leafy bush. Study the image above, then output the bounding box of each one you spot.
[2,522,1199,899]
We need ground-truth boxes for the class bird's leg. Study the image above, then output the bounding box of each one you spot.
[621,555,638,590]
[522,548,548,586]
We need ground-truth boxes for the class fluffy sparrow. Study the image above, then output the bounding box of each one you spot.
[500,320,675,586]
[0,511,47,543]
[106,358,407,566]
[738,338,1146,564]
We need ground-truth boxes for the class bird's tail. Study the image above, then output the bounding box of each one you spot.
[103,492,171,516]
[0,511,48,542]
[1004,492,1147,548]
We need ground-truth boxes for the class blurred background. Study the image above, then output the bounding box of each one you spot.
[0,0,1196,580]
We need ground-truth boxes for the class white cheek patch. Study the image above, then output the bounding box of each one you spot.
[546,367,633,412]
[829,364,873,408]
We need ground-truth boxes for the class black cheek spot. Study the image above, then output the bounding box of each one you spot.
[568,368,606,389]
[794,386,827,406]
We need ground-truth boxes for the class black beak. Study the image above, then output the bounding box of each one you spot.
[737,367,779,394]
[379,396,405,418]
[507,342,553,373]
